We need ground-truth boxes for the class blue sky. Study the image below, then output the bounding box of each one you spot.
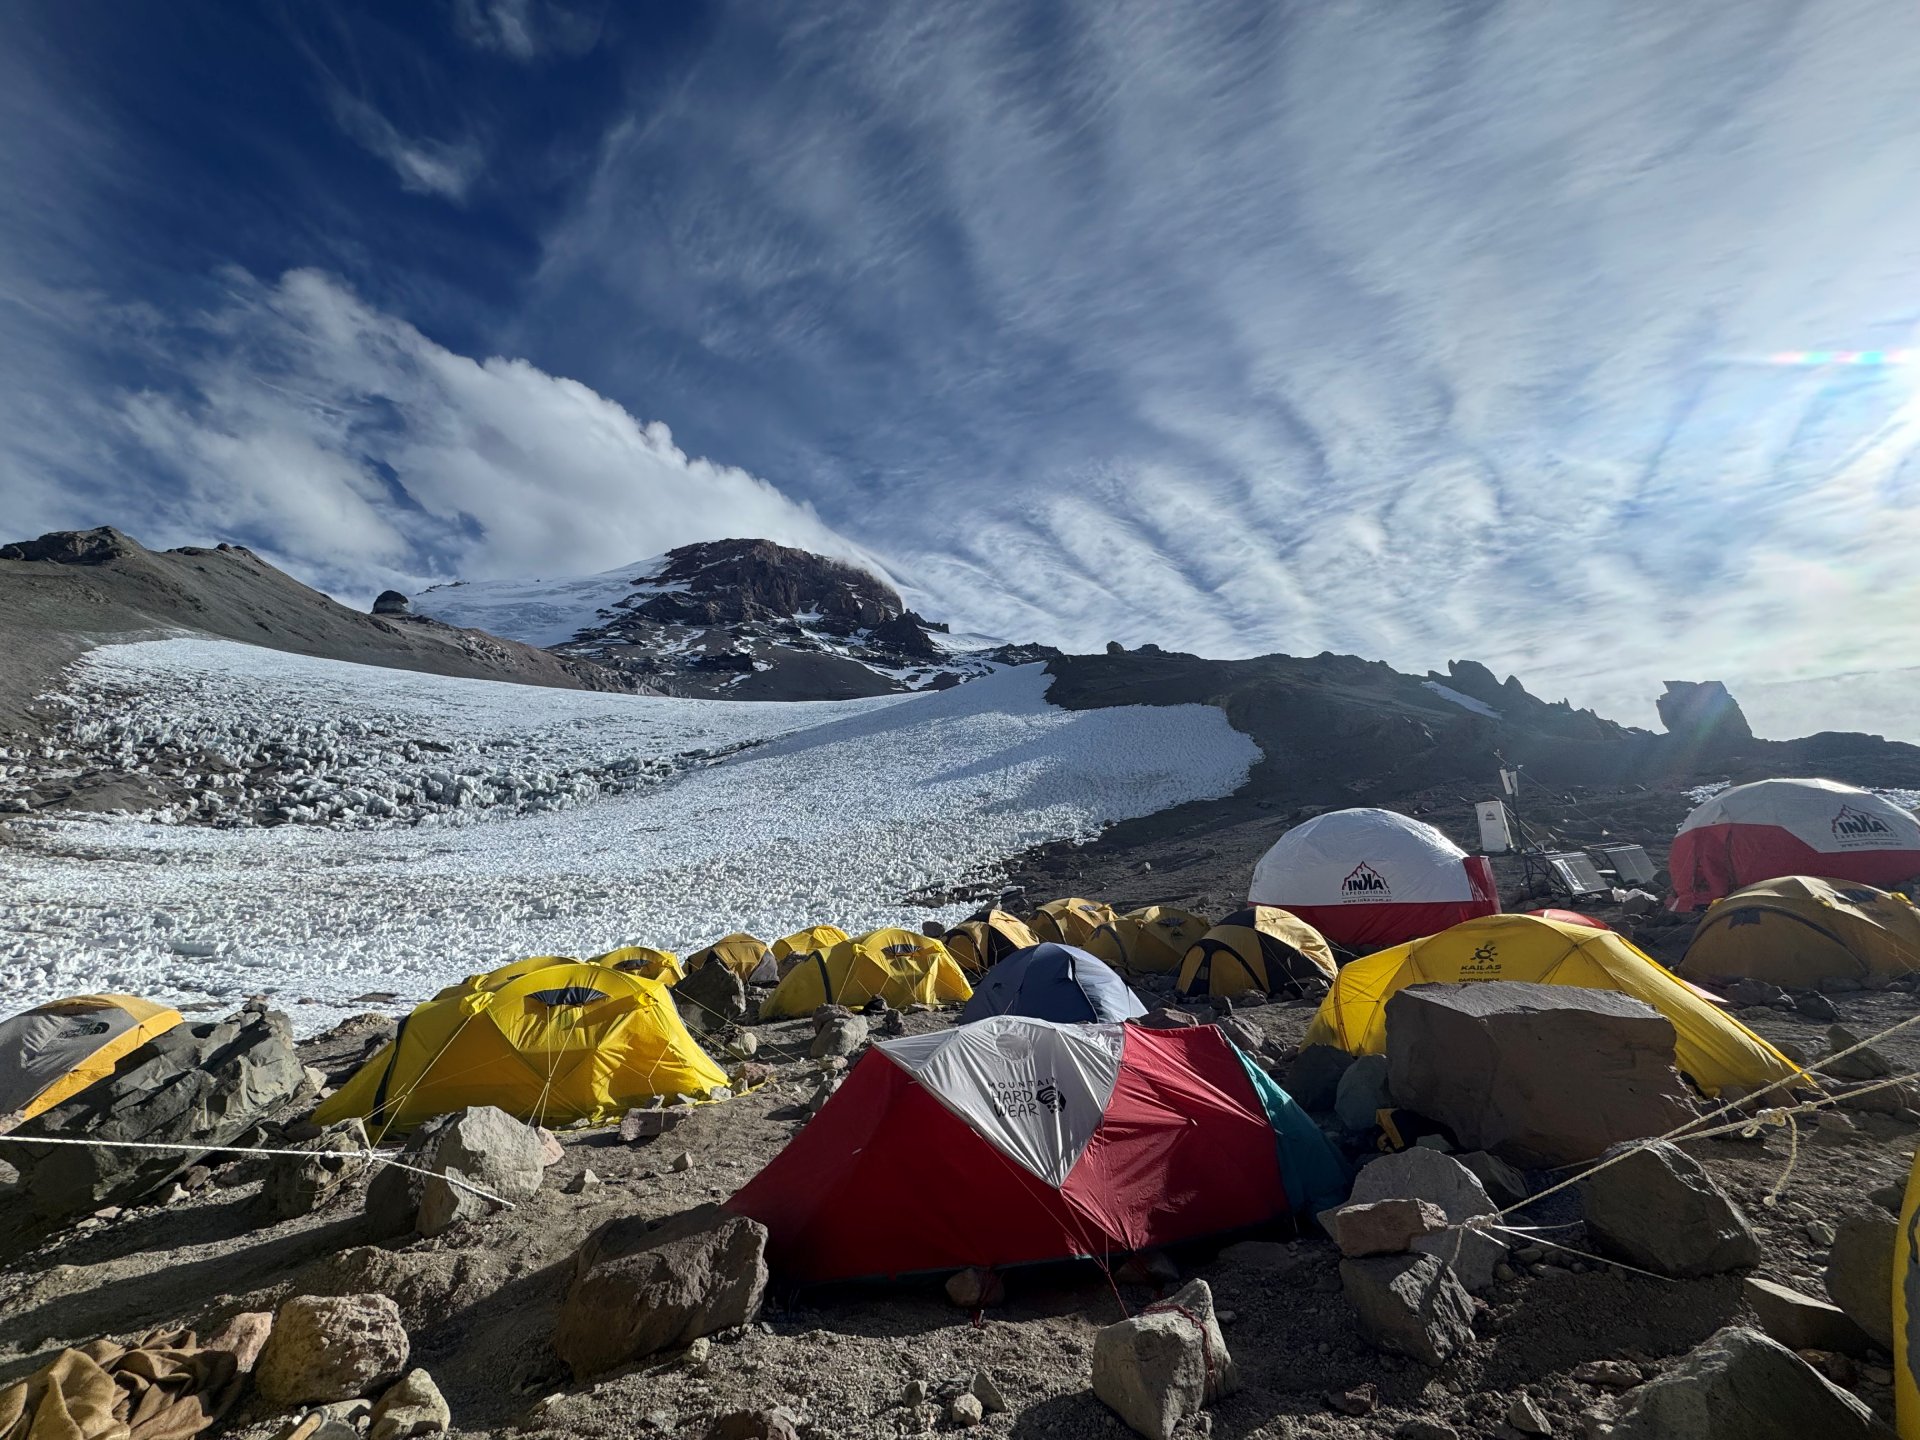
[5,1,1920,738]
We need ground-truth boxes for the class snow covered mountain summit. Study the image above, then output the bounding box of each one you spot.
[415,538,1000,700]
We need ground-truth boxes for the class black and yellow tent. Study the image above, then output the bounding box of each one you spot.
[687,933,779,986]
[759,928,972,1019]
[0,995,182,1130]
[943,910,1039,973]
[1679,876,1920,986]
[314,957,728,1136]
[1303,913,1800,1097]
[589,944,684,985]
[1089,905,1213,976]
[1031,898,1117,949]
[1177,906,1336,998]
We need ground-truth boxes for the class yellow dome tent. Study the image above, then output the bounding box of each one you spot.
[1898,1148,1920,1436]
[1679,876,1920,986]
[943,910,1039,972]
[687,933,779,986]
[589,944,684,985]
[1089,905,1213,976]
[1177,906,1337,998]
[314,957,729,1137]
[0,995,183,1130]
[1031,898,1117,948]
[1303,913,1800,1097]
[772,925,849,966]
[759,928,972,1019]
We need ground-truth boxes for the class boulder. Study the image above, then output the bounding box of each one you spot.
[5,1008,306,1225]
[1139,1007,1200,1029]
[263,1119,371,1221]
[1455,1150,1530,1208]
[1824,1026,1895,1082]
[809,1014,869,1058]
[1328,1198,1450,1258]
[255,1294,410,1406]
[1347,1147,1508,1292]
[554,1204,768,1378]
[1723,979,1791,1010]
[206,1311,275,1374]
[1579,1142,1759,1277]
[1214,1014,1268,1059]
[371,590,411,616]
[414,1106,546,1237]
[1655,681,1754,751]
[1384,982,1697,1168]
[1339,1252,1475,1366]
[1334,1055,1392,1133]
[1742,1277,1872,1355]
[1283,1045,1355,1112]
[369,1368,450,1440]
[673,962,747,1036]
[363,1115,456,1236]
[1796,991,1841,1023]
[1607,1326,1893,1439]
[1825,1212,1897,1349]
[1090,1278,1237,1440]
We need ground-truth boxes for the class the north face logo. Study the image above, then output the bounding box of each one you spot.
[1342,862,1390,897]
[1833,804,1894,842]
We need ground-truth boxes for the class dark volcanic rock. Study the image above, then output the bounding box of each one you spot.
[1657,680,1755,752]
[371,589,411,616]
[0,526,139,564]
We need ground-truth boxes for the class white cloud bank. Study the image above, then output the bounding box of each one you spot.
[111,268,866,599]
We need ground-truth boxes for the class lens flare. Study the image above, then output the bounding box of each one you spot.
[1767,348,1920,366]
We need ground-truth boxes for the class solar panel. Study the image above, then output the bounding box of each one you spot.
[1542,850,1609,898]
[1591,843,1656,885]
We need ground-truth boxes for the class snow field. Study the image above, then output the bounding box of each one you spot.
[1,642,1258,1029]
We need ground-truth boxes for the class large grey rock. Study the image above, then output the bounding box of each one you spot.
[1579,1141,1759,1277]
[264,1119,371,1221]
[309,1245,511,1329]
[414,1106,546,1237]
[1335,1055,1392,1133]
[1090,1278,1237,1440]
[1385,982,1697,1167]
[4,1007,306,1227]
[1339,1253,1475,1366]
[1347,1147,1507,1292]
[1824,1025,1895,1081]
[255,1294,411,1406]
[363,1115,457,1236]
[554,1204,769,1378]
[1826,1212,1897,1349]
[809,1014,869,1059]
[1282,1045,1354,1112]
[1743,1277,1872,1356]
[1608,1327,1893,1439]
[673,961,747,1035]
[1455,1150,1530,1208]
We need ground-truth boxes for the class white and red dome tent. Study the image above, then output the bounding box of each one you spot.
[1249,807,1497,949]
[727,1015,1347,1284]
[1669,778,1920,911]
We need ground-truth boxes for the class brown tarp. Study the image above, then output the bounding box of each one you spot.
[0,1330,242,1440]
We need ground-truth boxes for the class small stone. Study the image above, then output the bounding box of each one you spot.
[563,1169,603,1194]
[1575,1360,1642,1389]
[1327,1383,1376,1415]
[1509,1393,1553,1435]
[1805,1219,1836,1247]
[946,1267,1005,1309]
[1742,1277,1871,1356]
[1328,1198,1450,1258]
[947,1392,984,1427]
[369,1367,451,1440]
[684,1337,712,1372]
[1393,1423,1460,1440]
[255,1294,411,1406]
[903,1379,928,1406]
[620,1102,694,1142]
[969,1370,1007,1414]
[668,1152,694,1173]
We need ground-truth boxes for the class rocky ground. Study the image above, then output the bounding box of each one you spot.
[0,971,1912,1440]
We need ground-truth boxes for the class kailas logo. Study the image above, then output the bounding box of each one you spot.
[1832,804,1894,846]
[987,1077,1067,1119]
[1461,941,1501,977]
[1341,862,1390,898]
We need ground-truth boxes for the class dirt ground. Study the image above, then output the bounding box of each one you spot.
[0,971,1912,1440]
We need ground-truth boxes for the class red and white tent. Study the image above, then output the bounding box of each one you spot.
[1248,807,1497,949]
[727,1015,1346,1284]
[1670,778,1920,911]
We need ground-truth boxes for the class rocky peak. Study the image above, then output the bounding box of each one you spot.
[0,527,144,565]
[1656,680,1754,752]
[632,539,908,630]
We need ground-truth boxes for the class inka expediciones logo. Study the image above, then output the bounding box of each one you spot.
[1831,803,1896,848]
[1340,861,1390,901]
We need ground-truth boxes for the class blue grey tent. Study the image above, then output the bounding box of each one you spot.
[961,943,1148,1025]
